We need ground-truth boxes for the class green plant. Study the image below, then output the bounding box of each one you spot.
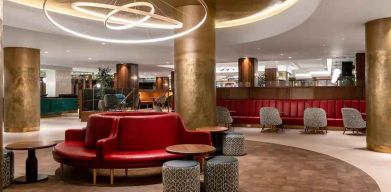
[96,67,113,88]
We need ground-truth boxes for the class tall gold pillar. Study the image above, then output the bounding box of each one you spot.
[366,18,391,153]
[0,1,4,186]
[174,3,216,129]
[4,47,40,132]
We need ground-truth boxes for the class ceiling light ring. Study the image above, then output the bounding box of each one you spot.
[104,2,155,30]
[71,2,182,29]
[43,0,207,44]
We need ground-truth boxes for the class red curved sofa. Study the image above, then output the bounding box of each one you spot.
[217,99,366,127]
[53,112,211,184]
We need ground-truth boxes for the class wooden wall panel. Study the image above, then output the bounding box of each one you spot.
[290,88,315,99]
[249,88,290,99]
[217,87,365,100]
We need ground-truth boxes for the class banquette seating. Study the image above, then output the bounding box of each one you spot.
[217,99,366,127]
[53,112,211,184]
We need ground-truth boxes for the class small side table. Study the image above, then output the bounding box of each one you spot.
[196,126,228,155]
[166,144,216,160]
[6,140,57,183]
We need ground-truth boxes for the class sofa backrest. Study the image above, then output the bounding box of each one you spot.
[85,115,118,148]
[117,113,180,151]
[217,99,366,118]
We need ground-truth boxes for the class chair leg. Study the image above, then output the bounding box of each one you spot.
[125,169,128,177]
[261,125,265,132]
[343,127,346,134]
[110,169,114,185]
[93,168,97,185]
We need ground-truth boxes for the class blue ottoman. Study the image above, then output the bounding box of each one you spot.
[163,160,200,192]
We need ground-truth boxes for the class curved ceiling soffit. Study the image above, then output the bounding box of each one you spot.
[216,0,322,45]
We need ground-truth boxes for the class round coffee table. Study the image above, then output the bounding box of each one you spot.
[196,126,228,155]
[166,144,216,160]
[6,140,57,183]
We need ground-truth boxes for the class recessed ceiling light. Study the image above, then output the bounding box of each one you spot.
[288,56,292,59]
[44,51,49,54]
[66,50,70,53]
[88,58,92,60]
[101,42,106,45]
[280,53,284,56]
[341,37,345,41]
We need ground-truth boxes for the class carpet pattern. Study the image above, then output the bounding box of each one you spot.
[4,141,380,192]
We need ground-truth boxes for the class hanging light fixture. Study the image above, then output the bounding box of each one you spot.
[43,0,208,44]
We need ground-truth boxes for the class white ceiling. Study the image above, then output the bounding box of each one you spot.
[4,0,391,77]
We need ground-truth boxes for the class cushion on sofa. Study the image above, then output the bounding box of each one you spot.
[54,141,97,163]
[103,149,183,166]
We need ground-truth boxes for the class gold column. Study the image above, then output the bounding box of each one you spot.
[174,3,216,129]
[366,18,391,153]
[0,0,4,186]
[4,47,40,132]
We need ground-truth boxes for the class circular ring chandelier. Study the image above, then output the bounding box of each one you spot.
[43,0,208,44]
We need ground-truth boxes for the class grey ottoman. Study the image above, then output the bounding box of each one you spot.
[205,156,239,192]
[163,160,200,192]
[223,132,246,156]
[3,150,14,188]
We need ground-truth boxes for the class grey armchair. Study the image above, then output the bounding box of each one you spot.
[303,108,327,134]
[260,107,284,132]
[341,108,366,134]
[216,106,234,129]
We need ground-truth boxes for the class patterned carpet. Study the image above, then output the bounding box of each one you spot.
[5,141,380,192]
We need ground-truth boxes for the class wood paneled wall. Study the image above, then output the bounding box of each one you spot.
[217,87,365,100]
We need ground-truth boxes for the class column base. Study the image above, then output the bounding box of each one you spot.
[367,144,391,153]
[5,127,40,133]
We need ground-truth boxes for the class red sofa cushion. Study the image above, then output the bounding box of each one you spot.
[54,141,97,163]
[103,149,183,167]
[118,114,180,151]
[85,115,118,149]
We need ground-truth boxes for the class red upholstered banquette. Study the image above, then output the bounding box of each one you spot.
[217,99,366,127]
[53,112,211,170]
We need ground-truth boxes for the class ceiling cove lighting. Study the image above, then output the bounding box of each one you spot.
[43,0,208,44]
[216,0,299,28]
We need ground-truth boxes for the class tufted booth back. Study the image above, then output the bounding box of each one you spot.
[217,99,366,119]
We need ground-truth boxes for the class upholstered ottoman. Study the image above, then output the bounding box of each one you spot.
[162,160,200,192]
[3,150,14,188]
[205,156,239,192]
[223,132,246,156]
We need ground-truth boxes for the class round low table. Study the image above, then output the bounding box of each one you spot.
[166,144,216,160]
[196,126,228,155]
[6,140,57,183]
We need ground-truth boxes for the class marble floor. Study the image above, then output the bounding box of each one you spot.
[3,113,391,191]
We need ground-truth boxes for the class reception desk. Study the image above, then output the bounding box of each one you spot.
[41,97,78,117]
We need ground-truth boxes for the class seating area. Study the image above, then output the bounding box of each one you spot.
[3,1,391,192]
[54,112,211,184]
[217,99,366,127]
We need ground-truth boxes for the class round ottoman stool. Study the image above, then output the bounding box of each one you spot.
[162,160,200,192]
[223,132,246,156]
[3,150,14,188]
[205,156,239,192]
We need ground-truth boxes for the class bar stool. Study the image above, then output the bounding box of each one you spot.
[162,160,200,192]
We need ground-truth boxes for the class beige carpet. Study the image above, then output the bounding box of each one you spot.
[5,141,379,192]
